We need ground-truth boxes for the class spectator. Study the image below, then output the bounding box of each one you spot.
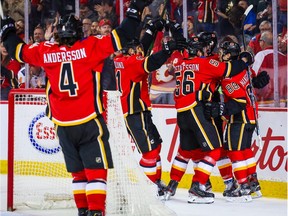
[197,0,219,33]
[17,66,26,88]
[29,65,46,88]
[29,0,44,36]
[172,0,193,25]
[98,18,112,36]
[91,21,100,35]
[238,0,257,41]
[186,16,196,38]
[256,0,272,32]
[79,3,97,21]
[82,18,92,37]
[30,26,46,44]
[93,1,107,22]
[252,31,287,107]
[102,0,119,28]
[0,42,21,100]
[15,19,25,40]
[228,5,246,47]
[247,20,272,55]
[216,1,235,37]
[277,0,287,34]
[278,31,287,55]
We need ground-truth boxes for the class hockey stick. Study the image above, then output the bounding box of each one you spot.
[241,4,263,151]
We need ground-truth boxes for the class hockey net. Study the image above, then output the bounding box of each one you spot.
[7,89,176,215]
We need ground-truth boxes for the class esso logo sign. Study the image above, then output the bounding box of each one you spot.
[28,112,61,154]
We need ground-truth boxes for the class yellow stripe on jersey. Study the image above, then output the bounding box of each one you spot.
[237,123,245,150]
[143,57,149,73]
[15,43,25,63]
[190,108,214,150]
[94,118,109,169]
[140,112,152,151]
[111,30,122,51]
[95,72,103,114]
[129,82,136,113]
[227,124,232,150]
[233,98,246,104]
[224,61,232,77]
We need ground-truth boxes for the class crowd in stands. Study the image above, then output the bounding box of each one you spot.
[0,0,287,106]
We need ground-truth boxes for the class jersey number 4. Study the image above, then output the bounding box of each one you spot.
[59,62,79,97]
[175,70,195,96]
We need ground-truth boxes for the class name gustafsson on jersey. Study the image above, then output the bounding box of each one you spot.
[43,48,87,63]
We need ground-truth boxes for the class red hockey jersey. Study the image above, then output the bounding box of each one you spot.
[172,56,232,111]
[114,54,151,116]
[221,70,257,123]
[15,35,117,126]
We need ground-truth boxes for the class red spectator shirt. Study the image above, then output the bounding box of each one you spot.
[248,34,262,55]
[114,54,151,116]
[15,35,118,126]
[197,0,218,23]
[1,59,21,88]
[172,57,232,112]
[252,47,287,106]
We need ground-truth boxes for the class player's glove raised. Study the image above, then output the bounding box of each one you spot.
[0,17,16,41]
[239,51,254,66]
[204,102,225,120]
[252,71,270,89]
[162,39,177,55]
[146,17,165,35]
[126,0,154,20]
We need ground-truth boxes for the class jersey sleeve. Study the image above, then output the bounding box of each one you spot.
[91,35,116,72]
[15,42,44,66]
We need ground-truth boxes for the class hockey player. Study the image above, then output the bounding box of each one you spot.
[113,19,187,199]
[169,35,253,204]
[165,36,236,201]
[0,1,154,215]
[204,40,269,201]
[198,32,236,196]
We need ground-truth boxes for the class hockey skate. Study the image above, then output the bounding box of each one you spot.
[164,180,179,201]
[78,208,88,216]
[87,210,103,216]
[225,183,252,203]
[205,178,212,192]
[188,182,215,204]
[223,178,238,197]
[249,173,262,199]
[155,179,167,200]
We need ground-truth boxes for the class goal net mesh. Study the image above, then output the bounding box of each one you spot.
[8,90,176,215]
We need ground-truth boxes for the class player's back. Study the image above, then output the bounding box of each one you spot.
[173,57,227,111]
[20,36,115,126]
[114,54,151,115]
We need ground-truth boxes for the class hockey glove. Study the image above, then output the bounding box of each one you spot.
[239,51,254,66]
[0,17,16,41]
[162,39,177,55]
[146,17,165,35]
[252,71,270,89]
[204,102,225,120]
[126,0,153,20]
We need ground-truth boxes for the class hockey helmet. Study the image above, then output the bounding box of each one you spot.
[197,32,218,55]
[187,36,205,57]
[219,41,241,61]
[57,14,83,45]
[121,39,143,56]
